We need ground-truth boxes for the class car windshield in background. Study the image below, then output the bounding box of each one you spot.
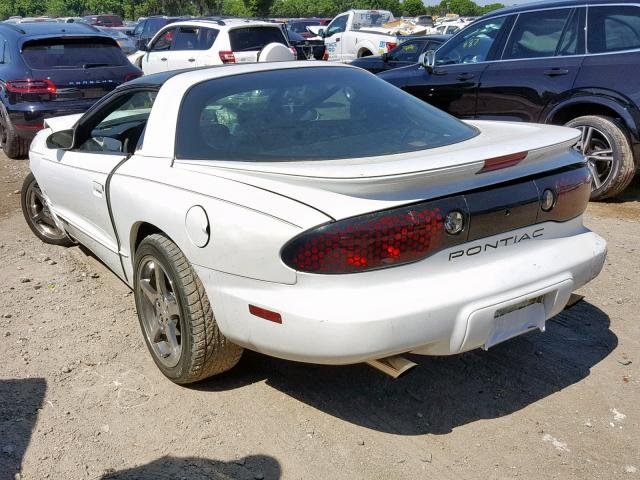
[176,67,477,162]
[229,27,287,52]
[352,11,394,30]
[22,38,127,69]
[288,21,320,33]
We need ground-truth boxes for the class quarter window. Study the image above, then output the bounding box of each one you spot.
[588,6,640,53]
[436,16,507,65]
[503,8,578,59]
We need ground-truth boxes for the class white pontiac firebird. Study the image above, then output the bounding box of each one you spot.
[22,62,607,383]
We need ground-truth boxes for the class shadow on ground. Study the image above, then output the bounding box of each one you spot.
[0,378,46,480]
[101,455,281,480]
[196,301,615,435]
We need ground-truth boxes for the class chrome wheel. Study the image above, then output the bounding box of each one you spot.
[25,179,67,241]
[137,256,182,368]
[574,125,614,190]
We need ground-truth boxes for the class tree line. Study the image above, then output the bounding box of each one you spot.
[1,0,505,22]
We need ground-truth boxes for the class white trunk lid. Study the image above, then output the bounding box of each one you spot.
[175,121,583,220]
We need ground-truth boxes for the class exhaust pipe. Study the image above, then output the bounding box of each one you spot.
[366,355,417,379]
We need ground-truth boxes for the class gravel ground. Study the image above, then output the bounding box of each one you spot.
[0,152,638,480]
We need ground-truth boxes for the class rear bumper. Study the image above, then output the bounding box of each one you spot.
[6,101,96,139]
[195,217,607,365]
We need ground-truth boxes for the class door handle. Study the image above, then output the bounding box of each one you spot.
[92,181,104,198]
[544,68,569,77]
[161,57,168,61]
[456,73,475,81]
[188,58,196,62]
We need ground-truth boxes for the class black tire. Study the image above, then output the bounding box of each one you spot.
[565,115,636,200]
[134,234,243,384]
[21,173,73,246]
[0,106,30,159]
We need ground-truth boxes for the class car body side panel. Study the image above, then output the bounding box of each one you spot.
[110,155,330,285]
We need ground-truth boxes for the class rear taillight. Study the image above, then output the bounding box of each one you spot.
[385,42,397,51]
[219,51,236,64]
[124,73,142,83]
[282,198,466,274]
[5,79,57,94]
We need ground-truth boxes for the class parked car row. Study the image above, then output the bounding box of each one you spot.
[378,0,640,200]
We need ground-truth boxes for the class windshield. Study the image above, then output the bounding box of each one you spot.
[351,11,394,31]
[288,21,320,33]
[176,67,477,162]
[22,38,128,69]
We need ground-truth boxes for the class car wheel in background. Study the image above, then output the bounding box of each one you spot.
[0,107,30,159]
[21,173,74,246]
[134,234,243,384]
[565,115,636,200]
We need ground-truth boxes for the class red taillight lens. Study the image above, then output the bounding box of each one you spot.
[322,49,329,61]
[385,42,397,51]
[6,79,57,94]
[282,198,466,274]
[124,72,142,83]
[219,51,236,64]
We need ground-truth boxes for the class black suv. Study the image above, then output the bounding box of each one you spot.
[379,0,640,199]
[0,22,141,158]
[131,16,188,51]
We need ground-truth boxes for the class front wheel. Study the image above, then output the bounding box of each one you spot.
[21,173,73,246]
[134,234,243,384]
[565,115,636,200]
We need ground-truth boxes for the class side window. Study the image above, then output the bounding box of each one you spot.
[389,41,424,62]
[588,6,640,53]
[326,15,348,36]
[150,28,175,51]
[78,91,158,154]
[200,28,219,50]
[172,26,200,50]
[436,16,507,65]
[133,20,144,36]
[503,8,577,60]
[0,35,6,64]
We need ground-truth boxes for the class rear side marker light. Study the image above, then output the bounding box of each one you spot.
[219,51,236,64]
[249,305,282,324]
[478,151,528,173]
[6,79,57,94]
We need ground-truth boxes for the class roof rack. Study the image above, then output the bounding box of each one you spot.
[0,23,26,34]
[193,17,227,26]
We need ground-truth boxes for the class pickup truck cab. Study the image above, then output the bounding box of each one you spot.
[317,10,400,62]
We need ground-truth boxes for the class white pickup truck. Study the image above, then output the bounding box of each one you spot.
[314,10,401,62]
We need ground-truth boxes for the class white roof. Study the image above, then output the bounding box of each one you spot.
[164,19,283,30]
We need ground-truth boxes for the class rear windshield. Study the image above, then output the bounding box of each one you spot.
[176,67,477,161]
[288,21,320,33]
[22,38,127,69]
[229,27,287,52]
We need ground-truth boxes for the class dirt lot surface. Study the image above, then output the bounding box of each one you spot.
[0,152,638,480]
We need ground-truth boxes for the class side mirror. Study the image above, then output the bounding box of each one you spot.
[381,52,389,62]
[419,49,436,73]
[46,129,75,150]
[318,28,326,38]
[139,41,149,52]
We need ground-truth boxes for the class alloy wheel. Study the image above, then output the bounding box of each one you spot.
[137,257,183,368]
[574,125,615,191]
[25,180,68,241]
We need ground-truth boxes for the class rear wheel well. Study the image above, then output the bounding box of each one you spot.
[357,48,373,58]
[133,222,164,255]
[549,103,624,127]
